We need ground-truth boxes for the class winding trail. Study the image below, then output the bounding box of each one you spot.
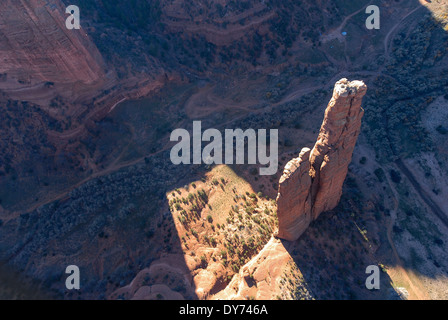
[320,1,374,44]
[4,143,173,222]
[395,159,448,229]
[383,6,424,58]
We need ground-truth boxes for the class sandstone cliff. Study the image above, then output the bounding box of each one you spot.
[213,237,293,300]
[276,78,367,241]
[0,0,105,90]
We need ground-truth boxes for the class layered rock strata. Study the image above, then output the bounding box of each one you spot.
[0,0,105,89]
[276,78,367,241]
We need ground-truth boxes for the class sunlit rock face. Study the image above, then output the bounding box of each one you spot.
[276,78,367,241]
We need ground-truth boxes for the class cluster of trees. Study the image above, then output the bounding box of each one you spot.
[362,15,448,162]
[171,177,277,280]
[233,86,330,132]
[170,188,209,226]
[0,97,72,208]
[0,149,194,296]
[73,0,354,77]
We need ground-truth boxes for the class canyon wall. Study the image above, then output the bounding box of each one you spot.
[276,78,367,241]
[0,0,105,90]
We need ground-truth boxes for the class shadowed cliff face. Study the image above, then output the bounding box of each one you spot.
[276,78,366,241]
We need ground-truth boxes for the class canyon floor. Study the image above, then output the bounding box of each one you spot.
[0,0,448,300]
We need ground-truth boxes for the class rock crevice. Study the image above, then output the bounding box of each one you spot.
[276,78,367,241]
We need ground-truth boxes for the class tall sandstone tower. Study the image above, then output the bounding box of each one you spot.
[276,78,367,241]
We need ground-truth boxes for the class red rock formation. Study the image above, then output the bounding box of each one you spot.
[0,0,105,89]
[276,148,313,241]
[276,78,367,241]
[213,237,292,300]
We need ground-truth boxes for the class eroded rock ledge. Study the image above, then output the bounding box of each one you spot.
[276,78,367,241]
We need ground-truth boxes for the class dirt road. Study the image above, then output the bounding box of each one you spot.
[395,159,448,229]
